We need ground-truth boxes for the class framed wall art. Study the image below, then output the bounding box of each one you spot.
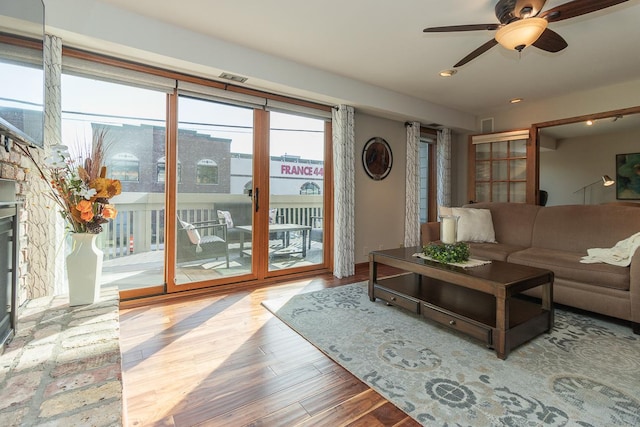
[616,152,640,200]
[362,137,392,181]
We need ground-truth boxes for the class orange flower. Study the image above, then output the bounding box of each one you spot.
[91,177,122,198]
[80,209,94,222]
[102,204,117,219]
[76,200,94,222]
[76,199,93,213]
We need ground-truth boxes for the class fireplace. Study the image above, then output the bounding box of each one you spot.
[0,179,19,353]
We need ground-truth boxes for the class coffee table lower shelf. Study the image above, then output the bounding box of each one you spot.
[372,273,552,358]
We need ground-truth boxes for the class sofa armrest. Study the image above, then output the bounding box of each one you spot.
[421,222,440,246]
[630,246,640,331]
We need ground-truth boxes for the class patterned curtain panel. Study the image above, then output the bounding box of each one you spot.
[437,128,452,209]
[332,105,355,278]
[40,34,66,296]
[404,121,420,247]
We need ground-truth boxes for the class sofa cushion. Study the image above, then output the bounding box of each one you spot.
[508,247,630,291]
[468,242,527,262]
[452,207,497,243]
[531,204,640,253]
[463,202,541,247]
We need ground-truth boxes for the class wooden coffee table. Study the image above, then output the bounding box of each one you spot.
[369,247,554,360]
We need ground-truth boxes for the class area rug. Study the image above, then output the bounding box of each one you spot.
[262,282,640,426]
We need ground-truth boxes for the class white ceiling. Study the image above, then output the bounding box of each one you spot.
[96,0,640,118]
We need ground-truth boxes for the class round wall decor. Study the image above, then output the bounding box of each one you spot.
[362,137,393,180]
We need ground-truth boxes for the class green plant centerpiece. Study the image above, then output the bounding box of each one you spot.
[422,242,470,264]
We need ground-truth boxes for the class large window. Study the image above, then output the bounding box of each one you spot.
[109,153,140,182]
[196,159,219,185]
[300,182,321,195]
[0,41,44,147]
[61,72,168,291]
[470,130,529,203]
[51,47,334,297]
[157,157,181,182]
[419,129,437,223]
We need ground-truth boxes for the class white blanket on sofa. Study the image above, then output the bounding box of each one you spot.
[580,232,640,267]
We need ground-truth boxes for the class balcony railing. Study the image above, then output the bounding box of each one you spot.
[98,193,323,260]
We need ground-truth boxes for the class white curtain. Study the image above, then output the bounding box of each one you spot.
[437,128,452,209]
[38,34,66,296]
[404,121,421,247]
[332,105,355,278]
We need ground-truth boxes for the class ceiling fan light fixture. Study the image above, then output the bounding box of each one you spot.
[495,17,548,52]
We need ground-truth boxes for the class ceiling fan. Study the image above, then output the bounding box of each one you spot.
[423,0,629,68]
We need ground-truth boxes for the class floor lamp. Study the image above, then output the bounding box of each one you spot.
[573,175,615,204]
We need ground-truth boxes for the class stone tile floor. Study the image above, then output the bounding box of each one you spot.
[0,287,123,426]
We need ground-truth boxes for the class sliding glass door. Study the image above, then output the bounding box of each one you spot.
[170,96,331,289]
[267,111,327,272]
[174,96,255,287]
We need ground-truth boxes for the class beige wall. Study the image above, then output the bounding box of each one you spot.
[453,78,640,208]
[352,112,472,263]
[477,78,640,132]
[451,132,469,207]
[541,128,640,206]
[354,113,406,263]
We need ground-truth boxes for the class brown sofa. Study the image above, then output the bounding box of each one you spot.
[421,202,640,333]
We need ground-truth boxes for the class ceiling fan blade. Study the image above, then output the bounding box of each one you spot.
[423,24,500,33]
[514,0,548,18]
[540,0,629,22]
[532,28,568,52]
[454,39,499,68]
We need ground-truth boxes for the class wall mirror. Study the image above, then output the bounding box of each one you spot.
[0,0,45,148]
[533,106,640,206]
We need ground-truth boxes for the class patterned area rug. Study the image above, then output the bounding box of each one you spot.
[262,282,640,426]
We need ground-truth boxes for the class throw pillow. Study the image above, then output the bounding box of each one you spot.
[438,205,453,217]
[178,218,201,245]
[217,210,234,229]
[451,207,497,243]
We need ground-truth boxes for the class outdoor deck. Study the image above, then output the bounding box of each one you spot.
[102,240,324,291]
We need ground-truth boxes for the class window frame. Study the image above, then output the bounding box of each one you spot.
[467,129,536,204]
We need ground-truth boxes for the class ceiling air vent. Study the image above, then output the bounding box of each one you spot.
[219,72,248,83]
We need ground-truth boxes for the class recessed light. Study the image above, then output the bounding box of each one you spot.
[586,120,594,126]
[509,98,523,104]
[439,69,457,77]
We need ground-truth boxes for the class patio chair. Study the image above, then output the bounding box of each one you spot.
[214,202,252,244]
[176,216,229,267]
[309,215,323,249]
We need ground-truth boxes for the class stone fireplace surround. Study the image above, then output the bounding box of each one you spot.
[0,144,124,423]
[0,287,123,425]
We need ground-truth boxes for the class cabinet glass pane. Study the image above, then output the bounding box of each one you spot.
[510,159,527,180]
[511,139,527,156]
[475,161,490,181]
[476,183,490,202]
[493,182,508,202]
[475,143,491,160]
[510,182,527,203]
[493,160,508,180]
[494,141,508,159]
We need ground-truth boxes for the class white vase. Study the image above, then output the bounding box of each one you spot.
[66,233,103,306]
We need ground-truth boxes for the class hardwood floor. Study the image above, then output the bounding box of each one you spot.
[119,264,419,426]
